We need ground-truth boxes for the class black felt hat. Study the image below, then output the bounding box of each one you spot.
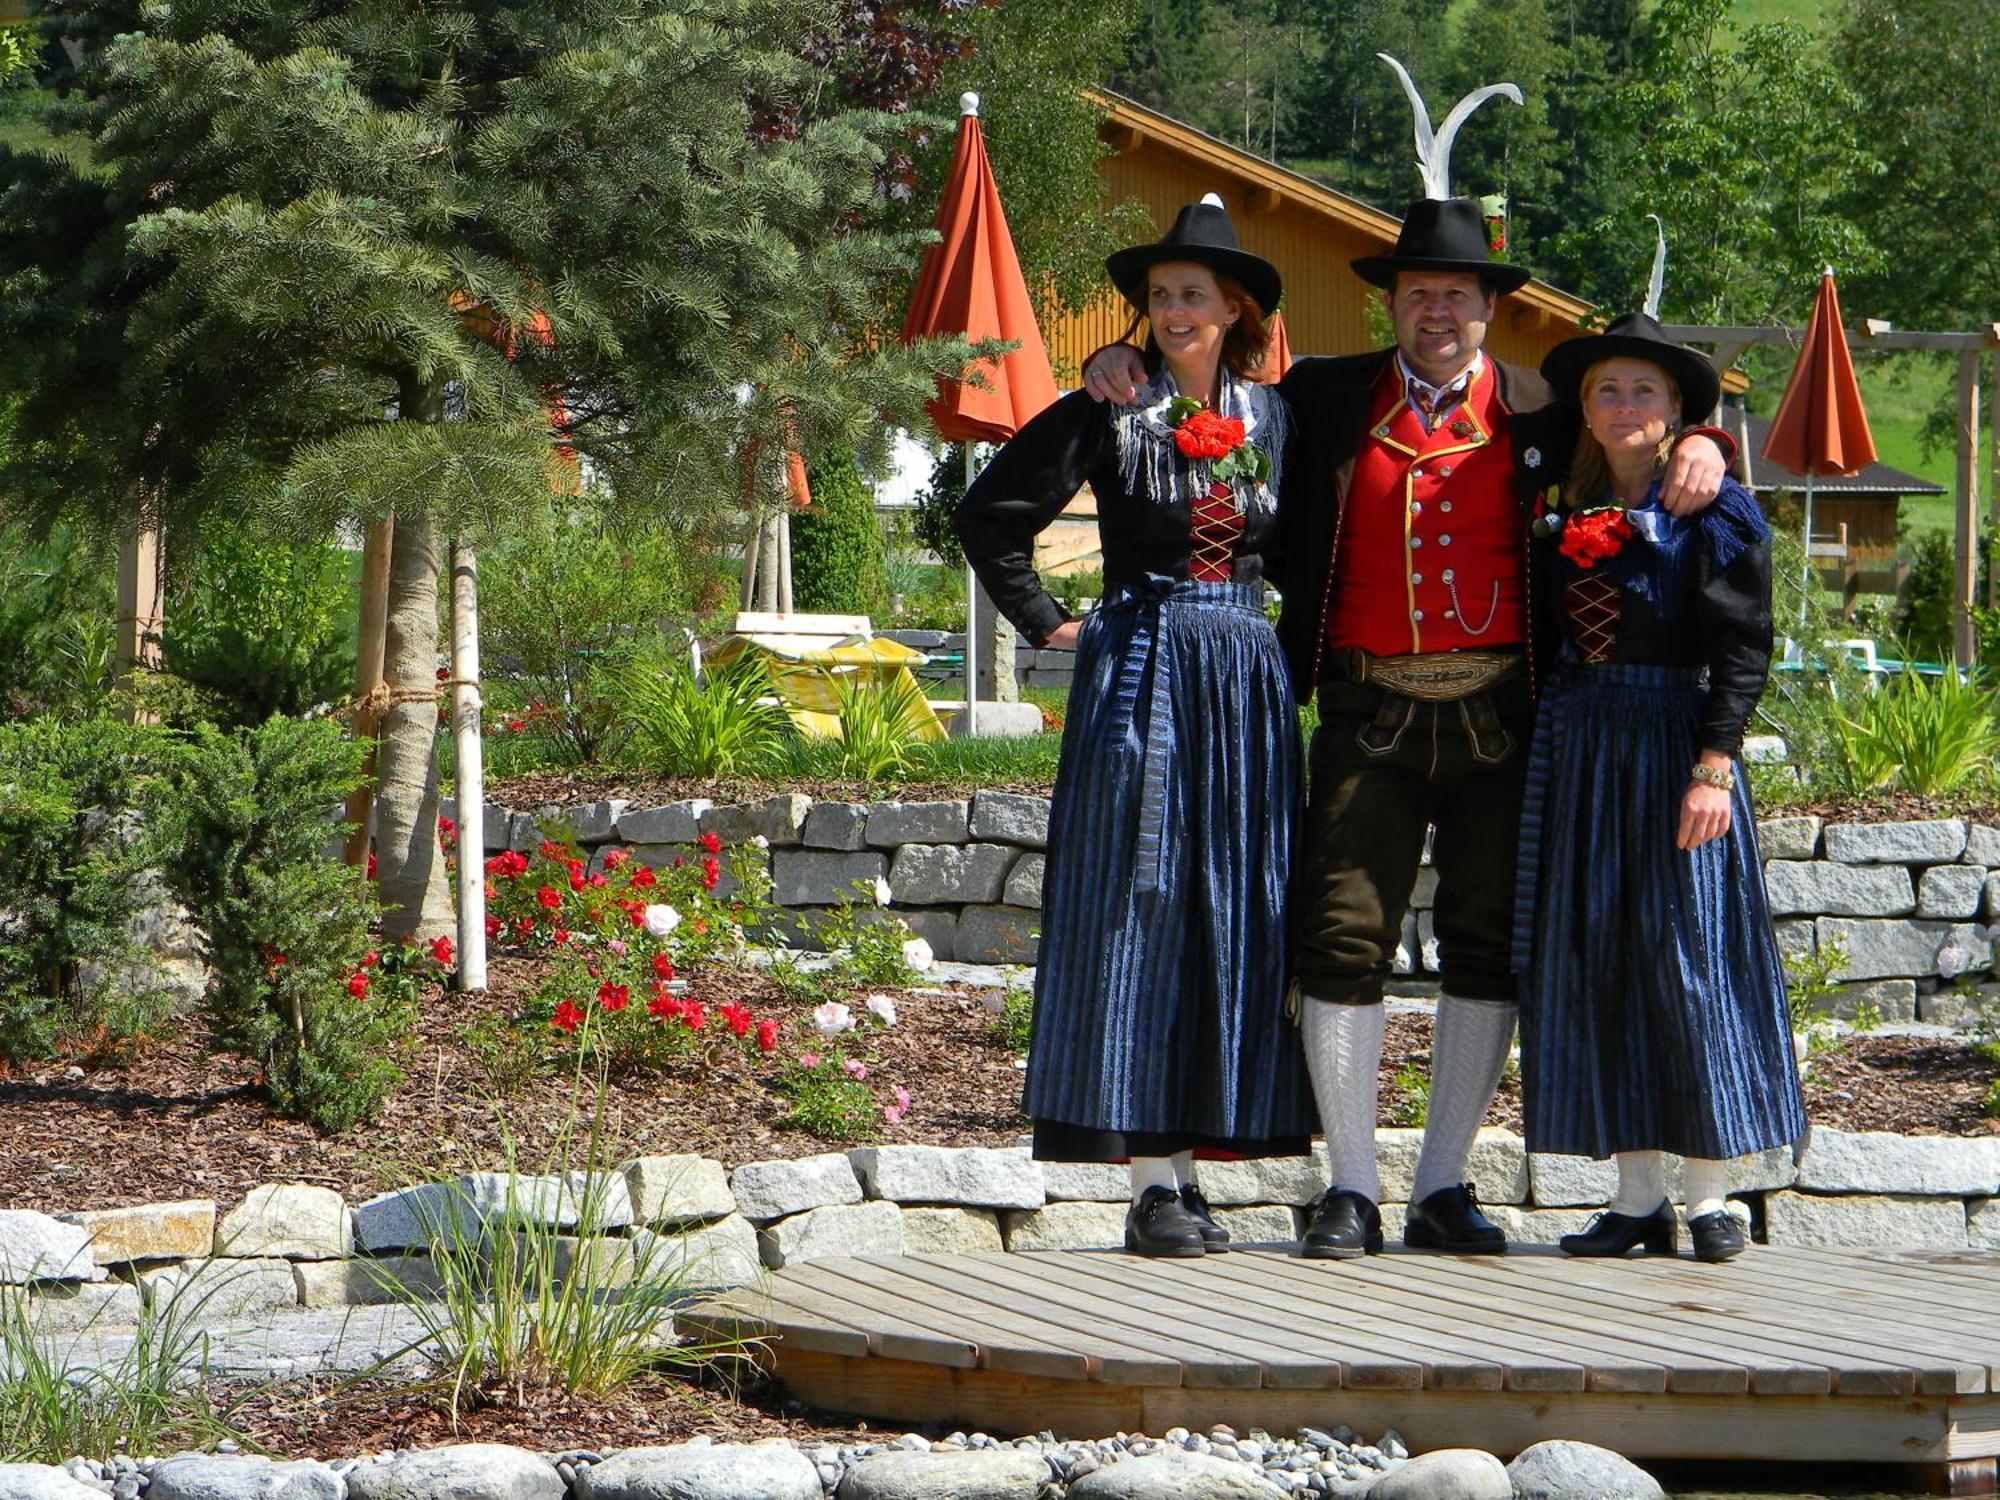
[1540,310,1722,424]
[1350,198,1532,293]
[1105,196,1283,317]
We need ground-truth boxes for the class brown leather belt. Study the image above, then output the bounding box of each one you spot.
[1327,648,1521,702]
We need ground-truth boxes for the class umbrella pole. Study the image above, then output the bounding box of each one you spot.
[964,443,978,737]
[1800,473,1815,626]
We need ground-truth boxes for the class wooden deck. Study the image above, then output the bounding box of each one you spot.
[685,1243,2000,1483]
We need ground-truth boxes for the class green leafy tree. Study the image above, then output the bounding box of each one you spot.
[1545,0,1880,325]
[4,1,970,939]
[1834,0,1999,332]
[793,447,888,615]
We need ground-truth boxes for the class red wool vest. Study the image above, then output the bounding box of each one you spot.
[1325,360,1527,657]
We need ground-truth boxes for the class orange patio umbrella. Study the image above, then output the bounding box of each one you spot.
[899,91,1060,731]
[1763,269,1876,618]
[1254,310,1294,385]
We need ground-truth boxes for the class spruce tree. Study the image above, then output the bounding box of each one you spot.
[4,0,969,938]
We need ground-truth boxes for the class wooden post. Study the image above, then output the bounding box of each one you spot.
[343,514,396,868]
[450,542,487,992]
[1953,353,1982,669]
[114,514,163,723]
[1988,350,1999,611]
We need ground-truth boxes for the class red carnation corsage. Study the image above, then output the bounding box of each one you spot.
[1173,409,1246,461]
[1558,507,1634,569]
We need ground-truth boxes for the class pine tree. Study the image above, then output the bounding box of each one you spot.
[2,0,970,937]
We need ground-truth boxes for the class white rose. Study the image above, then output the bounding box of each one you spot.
[643,904,682,939]
[752,834,769,849]
[901,936,934,972]
[811,1001,855,1038]
[872,876,892,906]
[864,993,898,1026]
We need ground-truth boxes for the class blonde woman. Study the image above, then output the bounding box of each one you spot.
[1512,311,1806,1264]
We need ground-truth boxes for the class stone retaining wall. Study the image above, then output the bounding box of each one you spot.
[5,1129,1994,1321]
[459,792,2000,1002]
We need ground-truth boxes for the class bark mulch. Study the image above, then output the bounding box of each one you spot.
[1,967,1990,1217]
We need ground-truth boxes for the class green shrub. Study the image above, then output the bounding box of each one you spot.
[478,490,697,764]
[161,531,354,727]
[606,648,790,778]
[775,1053,882,1142]
[912,444,968,569]
[159,717,414,1132]
[1834,669,1998,796]
[792,447,887,615]
[0,717,180,1064]
[991,986,1033,1053]
[0,523,118,721]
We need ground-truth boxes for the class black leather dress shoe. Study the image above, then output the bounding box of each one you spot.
[1301,1189,1383,1260]
[1559,1200,1678,1258]
[1688,1209,1746,1263]
[1404,1183,1508,1254]
[1180,1184,1231,1251]
[1124,1185,1206,1257]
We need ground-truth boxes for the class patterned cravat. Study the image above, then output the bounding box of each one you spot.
[1407,370,1472,431]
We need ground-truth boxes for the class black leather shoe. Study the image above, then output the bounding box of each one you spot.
[1688,1210,1746,1263]
[1560,1200,1678,1258]
[1404,1183,1508,1254]
[1301,1189,1383,1260]
[1180,1184,1230,1252]
[1124,1185,1206,1257]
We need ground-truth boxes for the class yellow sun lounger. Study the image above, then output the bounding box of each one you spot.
[708,613,948,743]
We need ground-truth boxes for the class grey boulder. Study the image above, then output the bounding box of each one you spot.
[836,1449,1050,1500]
[576,1443,820,1500]
[346,1445,565,1500]
[1068,1449,1287,1498]
[1506,1441,1664,1500]
[0,1466,111,1500]
[146,1456,344,1500]
[1365,1449,1511,1500]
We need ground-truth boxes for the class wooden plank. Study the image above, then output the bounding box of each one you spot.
[1470,1254,1945,1396]
[1539,1249,1993,1390]
[1336,1248,1760,1408]
[1955,350,1983,667]
[932,1253,1353,1389]
[678,1289,870,1358]
[793,1256,1185,1385]
[1192,1251,1592,1393]
[1002,1251,1433,1391]
[1729,1251,2000,1386]
[1949,1394,2000,1460]
[769,1262,987,1370]
[778,1346,1146,1434]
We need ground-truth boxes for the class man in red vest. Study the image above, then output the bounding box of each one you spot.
[1082,194,1733,1259]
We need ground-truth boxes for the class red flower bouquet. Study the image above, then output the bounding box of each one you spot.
[1558,507,1634,570]
[1166,397,1270,485]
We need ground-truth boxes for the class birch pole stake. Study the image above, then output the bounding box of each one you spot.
[450,541,488,991]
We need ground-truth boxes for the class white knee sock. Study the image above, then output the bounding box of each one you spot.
[1301,999,1385,1203]
[1129,1156,1178,1202]
[1612,1151,1666,1216]
[1411,996,1518,1204]
[1683,1157,1729,1220]
[1170,1150,1193,1191]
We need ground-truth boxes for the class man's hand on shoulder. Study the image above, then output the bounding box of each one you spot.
[1082,343,1149,406]
[1659,432,1726,516]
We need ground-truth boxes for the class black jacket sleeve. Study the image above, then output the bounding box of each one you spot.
[1693,483,1775,757]
[953,391,1112,646]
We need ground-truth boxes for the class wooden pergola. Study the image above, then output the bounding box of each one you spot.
[1663,320,2000,667]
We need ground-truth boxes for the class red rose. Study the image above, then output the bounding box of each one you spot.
[1173,408,1245,462]
[540,839,564,861]
[648,990,682,1021]
[701,856,721,891]
[699,831,723,855]
[630,866,657,889]
[430,935,454,966]
[652,953,676,981]
[552,927,570,945]
[598,982,629,1013]
[485,914,502,940]
[721,1001,753,1038]
[681,1002,707,1031]
[361,951,379,969]
[756,1017,780,1052]
[602,848,629,868]
[347,972,370,999]
[551,1000,584,1034]
[536,884,562,910]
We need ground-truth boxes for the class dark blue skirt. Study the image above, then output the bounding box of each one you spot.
[1512,662,1808,1162]
[1025,578,1315,1160]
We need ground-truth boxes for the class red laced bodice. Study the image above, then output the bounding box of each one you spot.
[1189,483,1244,582]
[1563,576,1622,664]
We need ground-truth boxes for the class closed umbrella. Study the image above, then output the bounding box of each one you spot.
[899,92,1060,733]
[1762,269,1877,621]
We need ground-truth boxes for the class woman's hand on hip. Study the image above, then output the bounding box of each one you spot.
[1043,619,1083,650]
[1677,780,1733,850]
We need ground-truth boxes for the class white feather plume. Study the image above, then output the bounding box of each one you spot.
[1377,53,1523,200]
[1643,214,1668,321]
